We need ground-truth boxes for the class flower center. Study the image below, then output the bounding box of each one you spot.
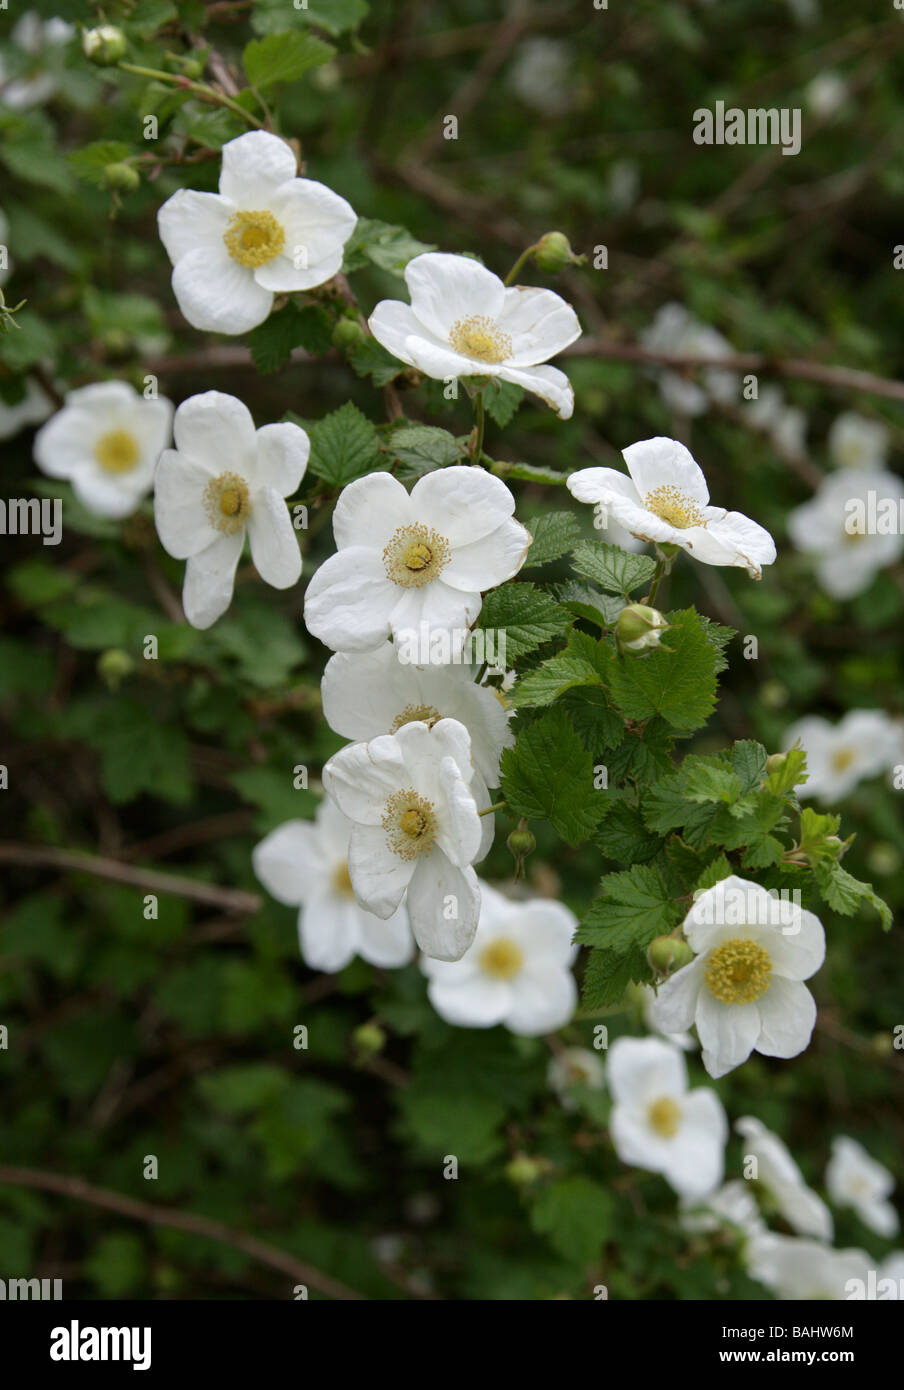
[448,314,512,364]
[390,703,442,733]
[332,861,355,898]
[382,788,437,860]
[705,937,773,1005]
[95,429,139,474]
[203,472,250,535]
[644,484,704,529]
[383,523,451,588]
[480,937,524,980]
[223,210,286,268]
[647,1096,681,1139]
[831,747,856,774]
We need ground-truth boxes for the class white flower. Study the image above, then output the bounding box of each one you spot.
[322,718,486,961]
[606,1036,727,1200]
[0,376,55,440]
[422,881,577,1033]
[640,303,738,416]
[828,411,889,470]
[772,403,808,457]
[805,72,849,118]
[547,1046,606,1108]
[650,874,825,1079]
[0,13,73,110]
[507,38,575,116]
[787,466,903,598]
[639,983,695,1051]
[253,800,413,973]
[784,709,901,802]
[680,1180,766,1240]
[303,466,531,654]
[568,437,777,579]
[154,390,308,629]
[368,252,581,419]
[320,644,514,800]
[158,130,357,335]
[736,1116,833,1239]
[34,381,173,519]
[747,1233,869,1300]
[826,1136,898,1238]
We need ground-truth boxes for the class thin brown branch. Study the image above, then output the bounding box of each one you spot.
[0,1165,364,1300]
[0,843,261,915]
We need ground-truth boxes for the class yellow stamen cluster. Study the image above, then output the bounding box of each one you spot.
[831,747,856,774]
[644,484,704,530]
[95,429,140,474]
[383,523,451,588]
[449,314,512,364]
[223,210,285,268]
[480,937,524,980]
[203,472,250,535]
[382,787,437,861]
[705,937,773,1005]
[332,861,355,898]
[390,703,442,733]
[647,1096,681,1139]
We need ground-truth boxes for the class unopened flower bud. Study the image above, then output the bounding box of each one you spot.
[104,162,140,193]
[82,25,127,66]
[647,936,693,975]
[616,603,668,654]
[507,827,536,859]
[534,231,581,274]
[766,752,788,774]
[98,648,135,690]
[352,1022,386,1056]
[332,317,366,352]
[504,1153,546,1186]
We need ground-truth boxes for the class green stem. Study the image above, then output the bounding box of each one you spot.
[118,63,266,129]
[473,392,486,462]
[478,800,507,817]
[504,244,538,286]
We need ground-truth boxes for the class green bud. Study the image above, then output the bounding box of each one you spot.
[82,25,127,66]
[104,162,140,193]
[181,59,205,80]
[766,752,788,774]
[646,935,693,975]
[504,1154,546,1186]
[97,648,135,690]
[616,602,668,654]
[507,827,536,859]
[332,317,366,352]
[352,1022,386,1056]
[533,231,581,274]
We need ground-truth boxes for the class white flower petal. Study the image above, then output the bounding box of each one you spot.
[254,421,309,496]
[355,902,414,969]
[299,896,360,973]
[621,436,710,504]
[649,957,706,1033]
[182,529,244,629]
[322,733,408,825]
[257,178,357,291]
[405,252,506,338]
[499,285,582,364]
[157,189,231,266]
[246,486,301,589]
[755,976,816,1059]
[407,853,480,960]
[440,516,532,592]
[505,965,576,1035]
[427,969,510,1028]
[304,546,399,652]
[410,465,516,545]
[253,819,325,905]
[368,299,428,366]
[696,991,761,1078]
[347,821,415,919]
[154,449,221,559]
[566,467,642,508]
[173,390,258,472]
[332,470,411,552]
[171,244,274,334]
[607,1035,688,1106]
[499,362,574,419]
[69,468,144,520]
[218,130,298,205]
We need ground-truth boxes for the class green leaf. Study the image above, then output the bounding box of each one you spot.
[347,337,407,386]
[606,609,719,731]
[595,800,661,864]
[571,540,656,597]
[477,583,571,663]
[68,141,132,188]
[385,425,464,473]
[523,511,581,568]
[694,853,733,892]
[576,864,681,950]
[482,379,523,427]
[510,630,606,708]
[815,862,892,931]
[501,707,607,845]
[252,0,370,36]
[731,740,768,793]
[307,402,381,486]
[698,615,735,674]
[530,1177,612,1266]
[243,31,335,88]
[552,581,626,629]
[247,302,332,373]
[766,746,807,796]
[342,217,435,276]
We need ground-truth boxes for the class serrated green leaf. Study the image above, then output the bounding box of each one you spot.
[815,861,892,930]
[243,31,335,88]
[501,707,607,844]
[482,379,523,427]
[307,402,381,486]
[523,511,581,568]
[509,631,607,708]
[530,1177,612,1266]
[551,580,626,629]
[571,540,656,597]
[386,425,464,473]
[606,609,718,731]
[478,583,571,662]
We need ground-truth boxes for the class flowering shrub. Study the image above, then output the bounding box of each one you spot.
[1,1,902,1304]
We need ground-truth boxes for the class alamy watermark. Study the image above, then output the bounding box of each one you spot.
[0,497,62,546]
[693,101,802,157]
[396,622,506,668]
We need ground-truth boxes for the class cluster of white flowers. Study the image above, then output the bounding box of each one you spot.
[0,12,73,111]
[788,453,904,599]
[784,708,904,802]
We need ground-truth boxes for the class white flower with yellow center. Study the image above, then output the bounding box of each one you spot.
[606,1036,727,1200]
[548,1046,606,1108]
[787,467,903,598]
[783,709,901,802]
[253,799,413,973]
[368,252,581,418]
[153,390,308,629]
[735,1117,833,1239]
[322,718,486,961]
[304,466,531,654]
[747,1234,869,1300]
[650,874,825,1080]
[568,437,777,578]
[421,881,578,1033]
[33,381,173,519]
[828,411,889,471]
[320,644,514,804]
[826,1136,899,1239]
[157,130,357,335]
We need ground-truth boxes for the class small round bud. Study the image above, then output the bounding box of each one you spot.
[103,162,140,193]
[504,1154,546,1186]
[82,25,127,66]
[647,936,693,975]
[332,317,366,352]
[766,752,788,774]
[533,231,580,274]
[97,648,135,690]
[181,59,204,80]
[352,1022,386,1056]
[616,603,668,654]
[507,827,536,859]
